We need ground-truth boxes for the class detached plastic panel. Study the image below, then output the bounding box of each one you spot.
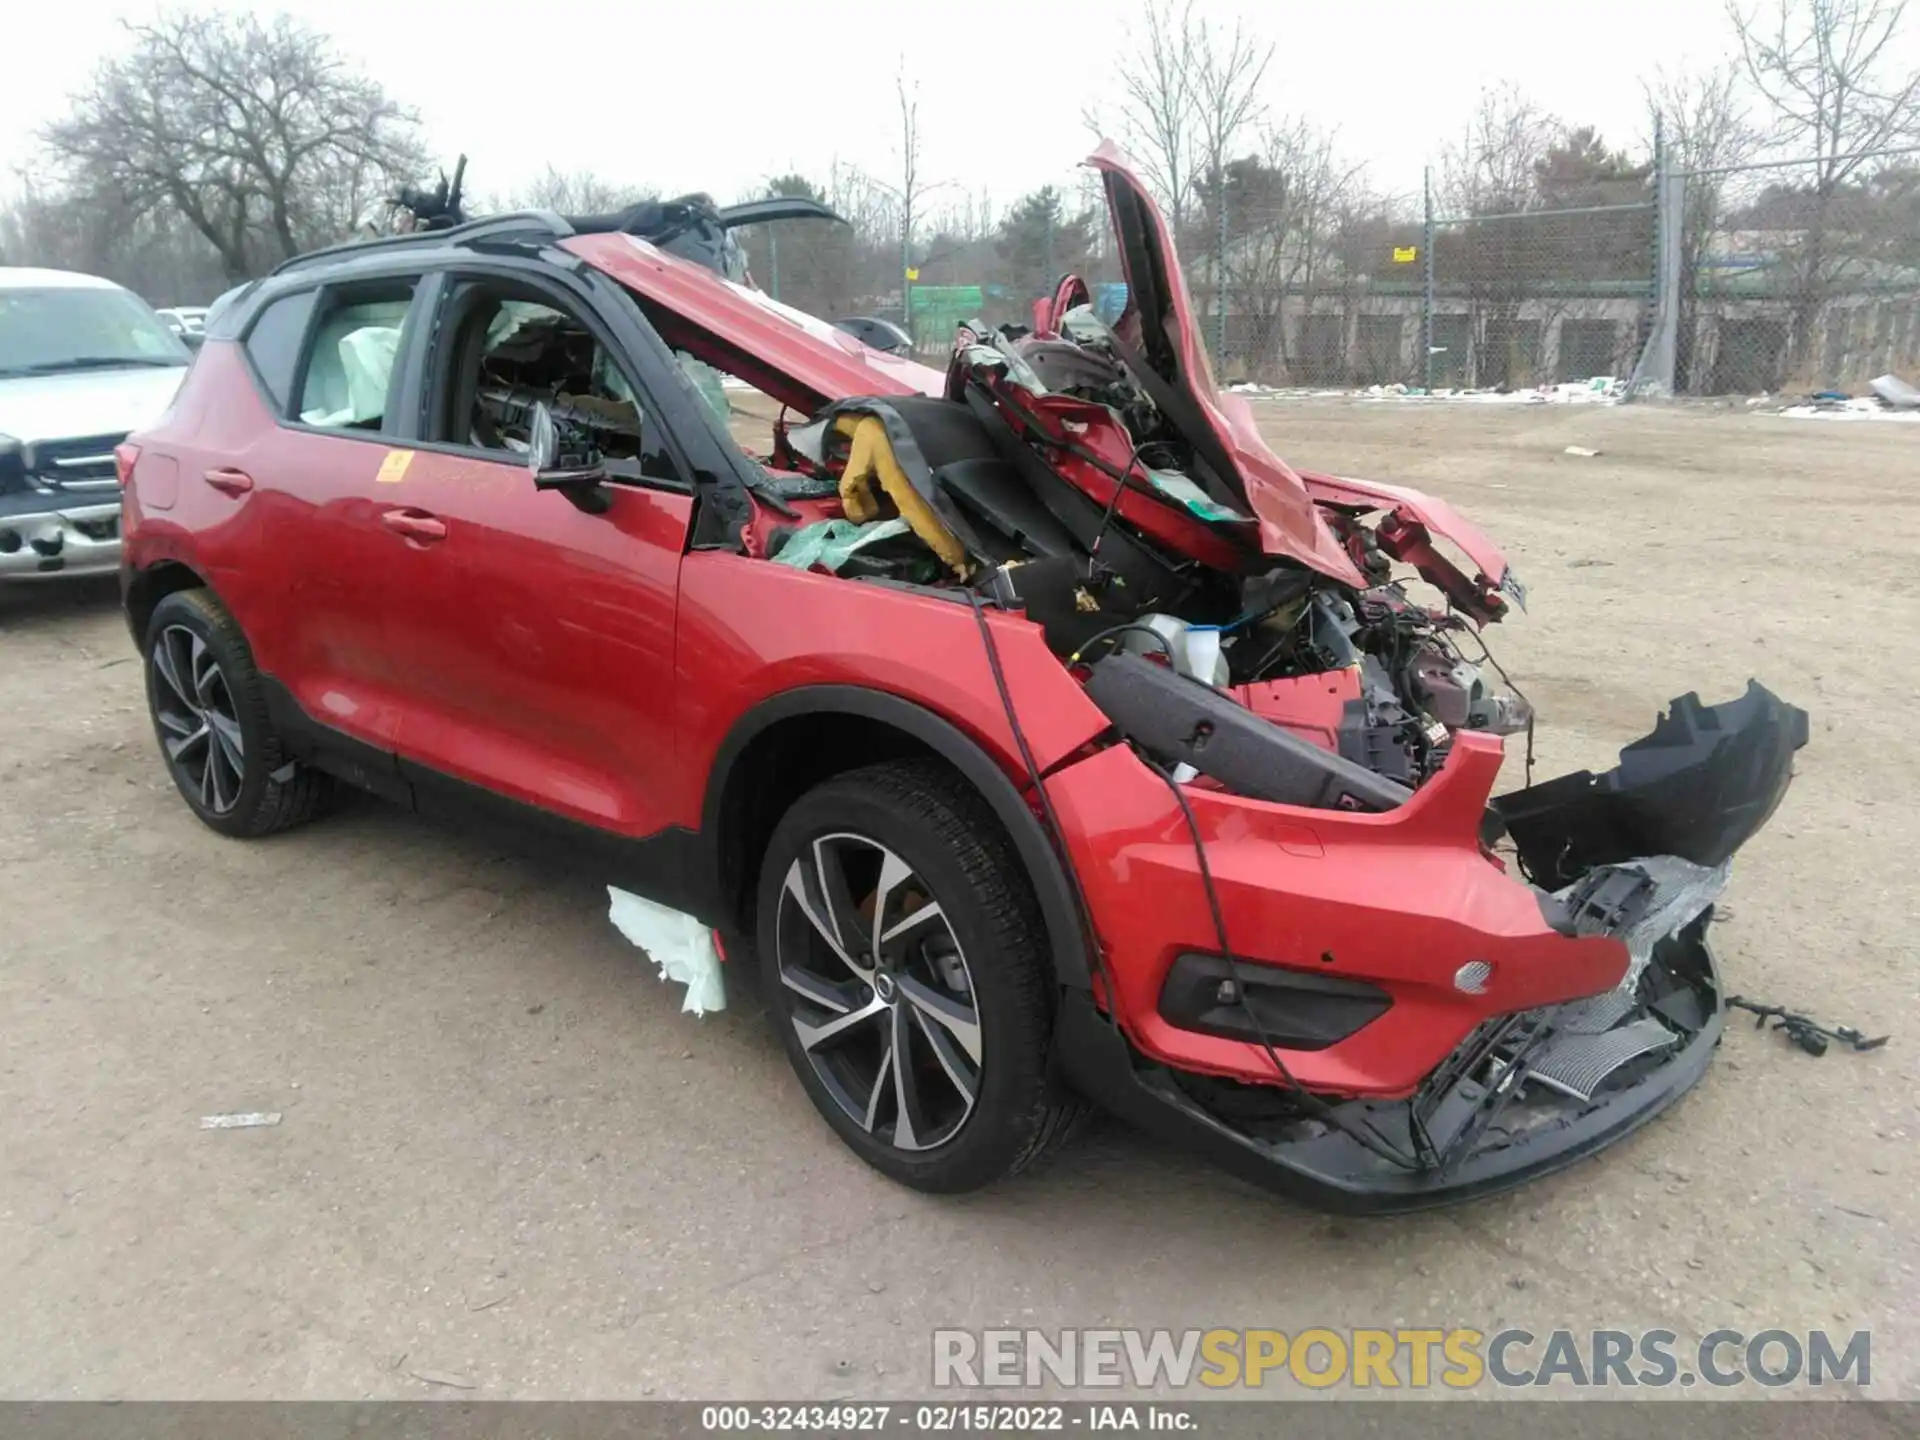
[1491,681,1809,890]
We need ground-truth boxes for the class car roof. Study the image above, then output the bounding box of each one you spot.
[0,266,125,292]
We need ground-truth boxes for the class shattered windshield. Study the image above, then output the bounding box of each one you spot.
[0,286,191,378]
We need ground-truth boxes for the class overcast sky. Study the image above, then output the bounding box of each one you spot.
[2,0,1911,213]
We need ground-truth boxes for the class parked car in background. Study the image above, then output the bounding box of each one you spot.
[832,315,914,355]
[2,268,191,580]
[155,306,210,349]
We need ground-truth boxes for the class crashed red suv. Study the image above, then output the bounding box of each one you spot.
[119,146,1805,1212]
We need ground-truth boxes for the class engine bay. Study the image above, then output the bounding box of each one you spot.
[713,297,1536,803]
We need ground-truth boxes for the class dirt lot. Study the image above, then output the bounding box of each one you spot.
[1,400,1913,1400]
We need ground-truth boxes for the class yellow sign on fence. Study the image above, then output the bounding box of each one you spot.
[1393,246,1419,264]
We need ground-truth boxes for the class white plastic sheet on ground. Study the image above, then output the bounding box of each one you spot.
[607,886,726,1016]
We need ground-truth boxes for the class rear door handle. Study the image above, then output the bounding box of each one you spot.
[381,508,447,543]
[202,467,254,496]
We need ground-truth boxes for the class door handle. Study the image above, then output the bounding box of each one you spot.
[202,467,254,496]
[381,508,447,543]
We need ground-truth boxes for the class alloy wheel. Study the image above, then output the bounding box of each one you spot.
[775,831,983,1151]
[151,623,246,815]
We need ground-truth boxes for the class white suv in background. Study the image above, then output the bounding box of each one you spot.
[1,267,192,580]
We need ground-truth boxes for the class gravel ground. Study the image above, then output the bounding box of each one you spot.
[0,399,1912,1400]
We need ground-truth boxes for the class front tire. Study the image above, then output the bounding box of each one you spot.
[143,588,334,838]
[756,759,1084,1193]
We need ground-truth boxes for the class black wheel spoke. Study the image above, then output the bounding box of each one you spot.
[868,849,917,958]
[153,634,193,712]
[898,973,982,1066]
[779,964,860,1015]
[208,710,245,776]
[189,634,219,708]
[889,1003,928,1149]
[879,898,945,964]
[862,1034,894,1133]
[156,707,200,739]
[911,1004,979,1107]
[783,860,869,980]
[811,837,874,965]
[792,994,887,1054]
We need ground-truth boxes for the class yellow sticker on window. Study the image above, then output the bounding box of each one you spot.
[375,449,414,483]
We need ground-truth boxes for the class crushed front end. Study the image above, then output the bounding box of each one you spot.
[1044,677,1805,1212]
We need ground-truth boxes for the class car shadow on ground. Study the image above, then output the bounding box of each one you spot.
[0,575,122,630]
[306,795,1481,1250]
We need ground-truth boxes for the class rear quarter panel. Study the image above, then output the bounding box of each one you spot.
[124,343,302,668]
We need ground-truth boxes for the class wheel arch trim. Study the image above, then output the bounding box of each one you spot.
[700,684,1094,992]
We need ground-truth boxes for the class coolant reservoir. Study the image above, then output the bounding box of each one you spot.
[1122,614,1231,689]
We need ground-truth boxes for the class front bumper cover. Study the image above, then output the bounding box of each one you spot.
[0,489,122,579]
[1057,915,1724,1215]
[1051,680,1805,1213]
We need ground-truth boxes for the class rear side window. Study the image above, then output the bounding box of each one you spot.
[242,290,317,413]
[296,281,419,431]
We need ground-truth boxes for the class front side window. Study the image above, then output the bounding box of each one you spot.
[0,285,191,378]
[429,280,676,482]
[297,282,418,430]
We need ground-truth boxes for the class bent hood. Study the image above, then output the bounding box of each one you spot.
[1084,143,1362,586]
[562,231,944,414]
[0,365,188,447]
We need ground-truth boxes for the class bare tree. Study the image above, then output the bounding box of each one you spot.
[1215,118,1367,378]
[881,71,952,341]
[1645,64,1760,386]
[43,10,425,281]
[508,166,656,217]
[1729,0,1920,363]
[1440,84,1561,216]
[1189,15,1272,354]
[1091,0,1203,231]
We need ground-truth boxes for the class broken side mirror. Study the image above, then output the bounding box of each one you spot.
[527,401,612,514]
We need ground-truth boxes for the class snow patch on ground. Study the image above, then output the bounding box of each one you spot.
[1229,379,1623,406]
[1771,398,1920,422]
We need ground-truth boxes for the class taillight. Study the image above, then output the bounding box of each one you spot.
[114,443,141,488]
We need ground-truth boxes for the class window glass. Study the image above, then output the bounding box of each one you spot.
[298,284,417,430]
[442,290,671,475]
[0,286,190,377]
[242,290,318,412]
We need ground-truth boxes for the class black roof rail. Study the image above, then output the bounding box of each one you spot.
[271,210,577,276]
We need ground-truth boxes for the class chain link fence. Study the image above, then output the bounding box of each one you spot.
[731,145,1919,401]
[1651,152,1920,396]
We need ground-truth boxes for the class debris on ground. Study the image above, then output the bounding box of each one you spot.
[1868,372,1920,410]
[409,1369,478,1390]
[198,1111,282,1130]
[1564,445,1602,457]
[607,887,726,1016]
[1725,995,1891,1057]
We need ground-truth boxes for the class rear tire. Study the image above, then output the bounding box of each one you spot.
[143,588,336,838]
[756,759,1085,1193]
